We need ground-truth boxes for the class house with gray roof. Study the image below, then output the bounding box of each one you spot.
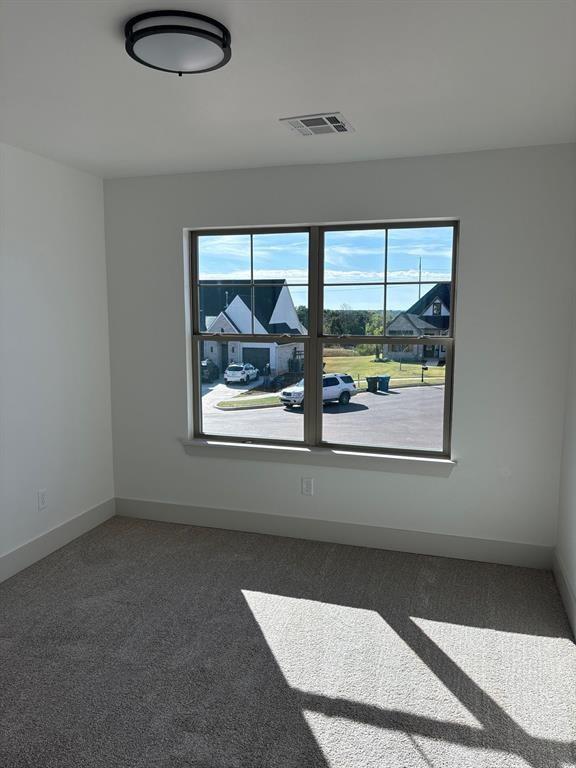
[200,280,306,376]
[386,283,450,363]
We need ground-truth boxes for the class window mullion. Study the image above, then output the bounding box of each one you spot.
[250,234,254,334]
[383,228,388,334]
[305,226,322,446]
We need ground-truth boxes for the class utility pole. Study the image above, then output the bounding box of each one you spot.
[418,257,422,299]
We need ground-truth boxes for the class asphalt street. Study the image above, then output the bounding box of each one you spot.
[201,383,445,451]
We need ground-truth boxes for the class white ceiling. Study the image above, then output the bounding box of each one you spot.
[1,0,575,178]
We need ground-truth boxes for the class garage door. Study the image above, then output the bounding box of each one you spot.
[242,347,270,370]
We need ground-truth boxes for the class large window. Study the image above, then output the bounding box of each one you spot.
[190,222,457,458]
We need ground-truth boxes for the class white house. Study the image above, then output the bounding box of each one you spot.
[386,283,450,363]
[201,280,306,375]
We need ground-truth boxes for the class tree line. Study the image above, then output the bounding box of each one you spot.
[296,305,396,336]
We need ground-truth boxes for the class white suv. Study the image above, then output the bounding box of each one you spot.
[224,363,259,384]
[280,373,356,407]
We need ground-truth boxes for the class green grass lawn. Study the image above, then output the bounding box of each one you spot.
[236,387,280,398]
[216,395,282,409]
[323,354,445,388]
[238,354,444,391]
[217,354,445,408]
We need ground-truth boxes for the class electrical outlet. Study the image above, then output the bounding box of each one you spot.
[301,477,314,496]
[37,489,48,511]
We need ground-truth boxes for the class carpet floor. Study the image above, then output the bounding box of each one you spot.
[0,517,574,768]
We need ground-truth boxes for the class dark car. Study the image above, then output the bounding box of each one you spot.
[269,372,302,392]
[201,359,220,382]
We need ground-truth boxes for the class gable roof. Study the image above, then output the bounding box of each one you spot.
[407,283,451,314]
[406,283,451,331]
[387,312,438,335]
[206,309,242,334]
[199,280,304,334]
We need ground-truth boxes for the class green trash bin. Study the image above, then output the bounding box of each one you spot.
[377,375,390,392]
[366,376,378,393]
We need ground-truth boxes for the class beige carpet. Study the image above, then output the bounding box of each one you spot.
[0,516,574,767]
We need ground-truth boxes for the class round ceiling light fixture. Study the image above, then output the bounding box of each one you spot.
[124,10,231,75]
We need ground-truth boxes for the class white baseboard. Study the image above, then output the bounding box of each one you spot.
[0,497,555,587]
[116,498,553,569]
[553,552,576,638]
[0,498,115,584]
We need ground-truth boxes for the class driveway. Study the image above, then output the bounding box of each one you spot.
[201,385,445,452]
[201,377,263,410]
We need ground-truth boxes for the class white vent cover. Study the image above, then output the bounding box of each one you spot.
[279,112,354,136]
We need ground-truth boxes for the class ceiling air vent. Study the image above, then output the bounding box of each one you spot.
[280,112,354,136]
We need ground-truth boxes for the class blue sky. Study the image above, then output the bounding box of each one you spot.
[198,227,453,310]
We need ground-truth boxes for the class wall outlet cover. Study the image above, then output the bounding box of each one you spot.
[37,489,48,511]
[301,477,314,496]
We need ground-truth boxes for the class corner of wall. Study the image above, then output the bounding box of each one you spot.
[0,499,115,585]
[553,552,576,637]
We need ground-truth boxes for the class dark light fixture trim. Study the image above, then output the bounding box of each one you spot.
[124,10,231,75]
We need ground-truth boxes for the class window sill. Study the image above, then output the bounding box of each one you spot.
[180,438,456,476]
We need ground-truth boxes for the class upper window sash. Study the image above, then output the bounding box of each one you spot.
[192,222,457,341]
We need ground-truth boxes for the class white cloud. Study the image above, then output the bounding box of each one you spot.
[389,245,453,259]
[198,232,453,276]
[198,235,250,261]
[387,269,451,282]
[325,270,383,282]
[325,229,386,240]
[199,235,308,264]
[200,268,449,283]
[200,269,308,282]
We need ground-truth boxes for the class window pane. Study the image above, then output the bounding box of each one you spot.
[199,340,305,442]
[199,284,253,333]
[322,344,446,452]
[253,284,308,335]
[253,232,308,284]
[323,285,384,335]
[324,229,385,283]
[198,234,251,281]
[387,227,453,283]
[386,283,451,336]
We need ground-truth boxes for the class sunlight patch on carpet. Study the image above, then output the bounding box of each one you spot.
[242,589,482,729]
[412,617,576,743]
[302,715,535,768]
[410,735,535,768]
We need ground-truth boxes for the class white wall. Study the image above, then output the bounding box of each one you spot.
[557,237,576,624]
[0,143,114,558]
[104,145,576,550]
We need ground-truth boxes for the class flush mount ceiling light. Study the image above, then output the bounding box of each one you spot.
[124,10,231,75]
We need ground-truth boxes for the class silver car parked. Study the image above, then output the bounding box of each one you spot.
[224,363,259,384]
[280,373,356,407]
